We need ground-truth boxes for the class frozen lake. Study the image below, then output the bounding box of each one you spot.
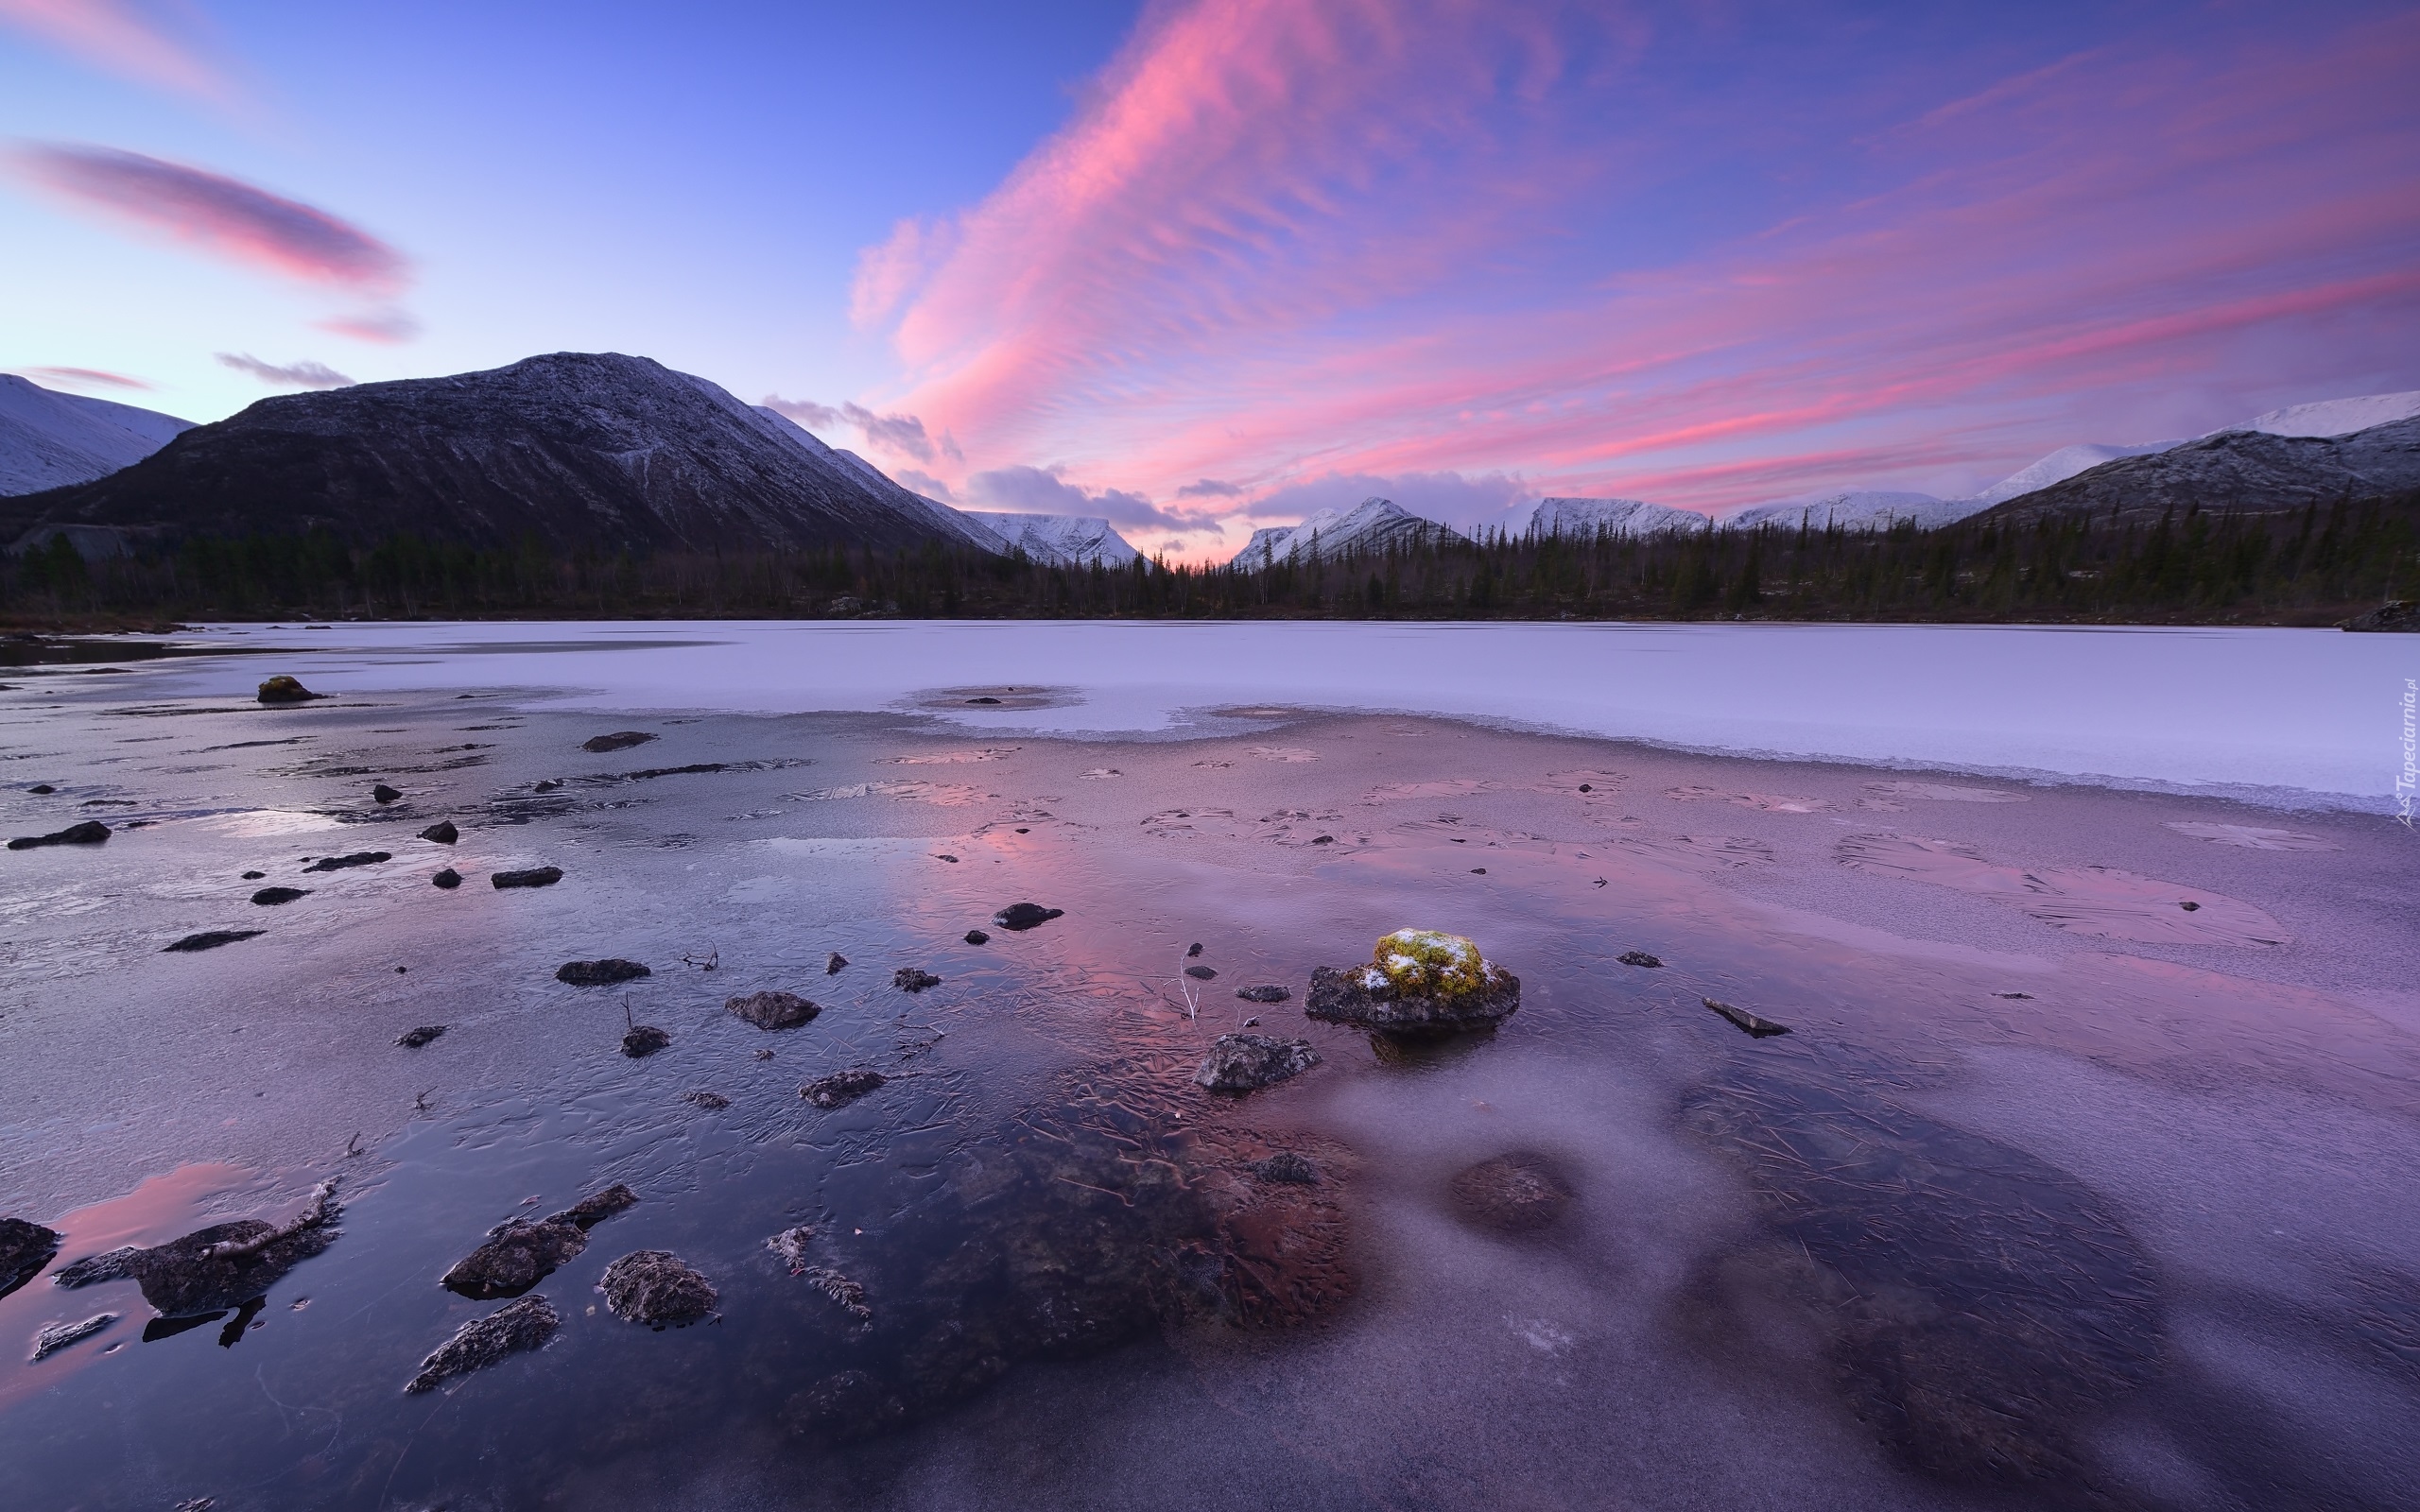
[159,619,2415,810]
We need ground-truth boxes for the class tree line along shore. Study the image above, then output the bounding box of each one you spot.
[6,489,2412,630]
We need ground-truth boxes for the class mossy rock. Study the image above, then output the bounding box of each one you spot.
[1305,929,1519,1034]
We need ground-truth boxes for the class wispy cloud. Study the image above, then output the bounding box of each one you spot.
[10,144,409,296]
[1176,478,1242,498]
[216,352,352,388]
[10,365,151,390]
[316,308,420,344]
[761,395,842,429]
[964,464,1216,535]
[0,0,238,106]
[760,393,940,462]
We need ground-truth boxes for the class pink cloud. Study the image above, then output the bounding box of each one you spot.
[9,144,409,296]
[10,365,151,390]
[0,0,236,104]
[316,308,421,344]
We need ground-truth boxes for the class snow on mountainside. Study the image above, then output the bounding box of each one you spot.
[1524,496,1706,537]
[1964,442,2182,507]
[2236,390,2420,438]
[966,512,1142,566]
[1227,496,1464,566]
[0,374,194,496]
[1721,490,1965,531]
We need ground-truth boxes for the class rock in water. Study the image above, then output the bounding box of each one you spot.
[164,930,263,953]
[1305,929,1520,1035]
[598,1250,717,1326]
[30,1313,115,1362]
[1703,997,1789,1038]
[1617,950,1664,968]
[405,1295,560,1393]
[892,968,941,992]
[419,820,458,844]
[432,868,462,889]
[1184,965,1218,980]
[963,929,990,945]
[803,1265,871,1322]
[803,1069,886,1109]
[1236,984,1291,1004]
[52,1246,140,1289]
[256,676,320,704]
[992,902,1063,931]
[442,1186,635,1299]
[1253,1152,1321,1185]
[2341,600,2419,632]
[372,783,402,804]
[127,1178,341,1316]
[767,1226,815,1272]
[583,730,658,752]
[1449,1152,1575,1233]
[303,850,389,872]
[7,819,111,850]
[396,1024,446,1048]
[492,866,563,888]
[825,952,848,973]
[622,1023,670,1057]
[556,958,649,986]
[1192,1034,1322,1094]
[251,886,308,906]
[552,1184,638,1229]
[683,1090,730,1109]
[1,1217,61,1300]
[727,990,819,1030]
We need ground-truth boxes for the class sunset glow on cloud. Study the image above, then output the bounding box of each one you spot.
[0,0,235,106]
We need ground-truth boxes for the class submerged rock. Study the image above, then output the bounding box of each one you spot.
[556,958,649,986]
[251,886,308,906]
[963,929,990,945]
[803,1265,871,1323]
[164,930,263,954]
[432,868,462,889]
[52,1245,140,1290]
[803,1069,887,1109]
[256,675,320,704]
[493,866,563,888]
[892,968,941,992]
[554,1184,638,1229]
[1236,984,1291,1004]
[622,1023,670,1057]
[767,1226,815,1272]
[405,1295,560,1393]
[1193,1034,1321,1094]
[372,783,402,804]
[825,952,849,974]
[441,1186,635,1299]
[683,1090,731,1110]
[582,730,659,752]
[1184,965,1219,980]
[1449,1152,1575,1233]
[303,850,389,872]
[396,1024,446,1048]
[598,1249,717,1326]
[992,902,1063,931]
[1617,950,1664,968]
[128,1178,341,1317]
[727,990,820,1030]
[30,1313,115,1362]
[419,820,459,845]
[1252,1152,1321,1185]
[1,1217,61,1300]
[1703,997,1789,1038]
[1305,929,1520,1035]
[7,819,111,850]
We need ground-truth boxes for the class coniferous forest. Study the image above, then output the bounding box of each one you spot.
[5,490,2412,630]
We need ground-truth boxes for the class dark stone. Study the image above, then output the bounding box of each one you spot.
[768,1226,815,1272]
[992,902,1063,931]
[27,783,54,795]
[1184,965,1218,980]
[406,1294,560,1393]
[432,868,461,889]
[1310,834,1335,845]
[1305,962,1520,1036]
[893,968,941,992]
[8,819,111,850]
[372,783,403,804]
[556,1185,639,1228]
[965,696,1001,704]
[164,930,263,953]
[622,1024,670,1057]
[303,850,389,872]
[557,958,649,986]
[582,731,658,753]
[803,1069,887,1109]
[128,1179,341,1316]
[396,1024,446,1048]
[256,675,320,704]
[599,1249,717,1326]
[1236,985,1291,1004]
[728,990,819,1030]
[53,1245,141,1290]
[963,929,990,945]
[1450,1152,1575,1234]
[418,820,458,844]
[801,1265,871,1322]
[442,1220,588,1299]
[1186,942,1203,957]
[1703,997,1790,1038]
[1578,783,1593,792]
[240,869,265,879]
[1252,1152,1321,1185]
[826,952,848,973]
[1470,868,1487,874]
[30,1313,115,1362]
[2342,600,2420,632]
[1193,1034,1320,1094]
[1,1217,61,1301]
[532,779,562,792]
[1617,950,1664,968]
[683,1090,731,1110]
[251,886,308,906]
[492,866,562,888]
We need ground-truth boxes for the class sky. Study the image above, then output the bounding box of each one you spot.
[3,0,2416,561]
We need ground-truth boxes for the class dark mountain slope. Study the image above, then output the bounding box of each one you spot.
[5,352,992,557]
[1977,417,2420,527]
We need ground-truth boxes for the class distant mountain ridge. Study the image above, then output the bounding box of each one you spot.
[967,511,1144,567]
[1970,416,2420,527]
[0,375,193,497]
[1227,496,1465,566]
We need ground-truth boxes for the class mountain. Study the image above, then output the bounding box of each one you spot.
[750,410,1006,555]
[1975,415,2420,527]
[1721,489,1968,531]
[0,375,193,496]
[966,511,1143,567]
[1525,496,1706,537]
[2239,389,2420,438]
[1962,441,2182,507]
[1227,497,1464,567]
[7,353,1000,558]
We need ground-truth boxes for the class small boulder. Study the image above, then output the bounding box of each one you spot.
[1236,985,1291,1004]
[30,1313,115,1363]
[251,886,308,906]
[582,731,658,753]
[432,868,462,889]
[727,990,819,1030]
[240,870,265,880]
[303,850,389,873]
[7,819,111,850]
[27,783,55,795]
[892,968,941,992]
[767,1226,814,1272]
[1449,1151,1574,1234]
[441,1220,588,1300]
[992,902,1063,931]
[493,866,562,888]
[622,1023,670,1057]
[372,784,403,805]
[1252,1152,1321,1185]
[803,1069,887,1109]
[1305,929,1520,1036]
[598,1249,717,1327]
[1186,942,1204,957]
[405,1294,559,1393]
[127,1178,341,1316]
[553,1184,638,1230]
[1617,950,1664,969]
[1703,997,1789,1038]
[1,1217,61,1301]
[164,930,263,953]
[52,1246,140,1290]
[963,929,990,945]
[825,952,848,974]
[557,959,649,986]
[396,1025,446,1048]
[1193,1034,1321,1094]
[1184,965,1218,980]
[256,676,320,704]
[419,820,459,845]
[683,1090,731,1110]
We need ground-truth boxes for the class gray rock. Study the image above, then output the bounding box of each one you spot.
[1305,962,1520,1036]
[583,731,658,753]
[432,868,462,889]
[598,1249,717,1326]
[404,1295,559,1393]
[1703,996,1789,1038]
[251,886,308,905]
[892,968,941,992]
[256,675,320,704]
[825,952,848,973]
[622,1023,670,1057]
[992,902,1063,931]
[303,850,389,872]
[163,930,263,953]
[396,1024,446,1048]
[419,820,459,844]
[52,1245,140,1290]
[1252,1152,1321,1184]
[372,783,403,804]
[1236,984,1290,1004]
[1184,965,1218,980]
[556,958,648,986]
[803,1265,871,1322]
[441,1185,635,1298]
[727,990,819,1030]
[128,1177,341,1316]
[767,1226,815,1272]
[1,1216,61,1300]
[7,819,110,850]
[1193,1034,1321,1094]
[803,1069,886,1109]
[30,1313,115,1362]
[1617,950,1664,968]
[963,929,990,945]
[493,866,563,888]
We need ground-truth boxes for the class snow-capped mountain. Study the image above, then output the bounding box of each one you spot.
[1523,496,1707,537]
[0,374,193,496]
[11,353,998,557]
[1972,414,2420,527]
[966,511,1143,567]
[2238,390,2420,438]
[1227,496,1464,567]
[1720,490,1967,531]
[1962,441,2183,507]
